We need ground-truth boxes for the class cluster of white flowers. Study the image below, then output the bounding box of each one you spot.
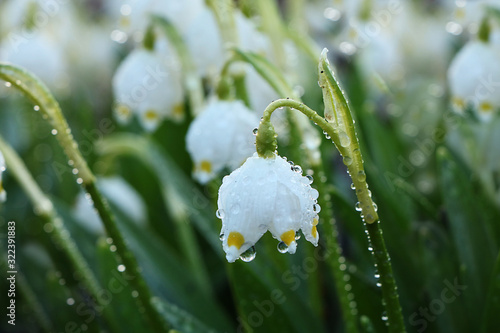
[217,153,320,262]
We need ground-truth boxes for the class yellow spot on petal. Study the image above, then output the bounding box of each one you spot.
[452,96,465,111]
[479,101,494,113]
[199,160,212,173]
[313,218,319,226]
[144,110,159,121]
[227,232,245,249]
[120,16,130,28]
[312,226,318,239]
[281,230,295,246]
[172,103,184,120]
[115,104,131,118]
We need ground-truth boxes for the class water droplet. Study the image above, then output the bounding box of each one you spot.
[253,128,258,135]
[357,170,366,182]
[292,165,302,173]
[350,183,355,190]
[374,273,380,279]
[239,246,256,262]
[277,241,288,253]
[339,131,351,147]
[117,264,126,272]
[216,209,225,219]
[306,175,314,184]
[365,214,376,223]
[33,105,40,111]
[76,178,83,184]
[381,314,388,321]
[72,168,79,175]
[51,129,58,135]
[66,298,75,306]
[5,82,12,87]
[313,204,321,213]
[219,233,224,241]
[288,160,294,166]
[373,203,378,211]
[110,245,117,252]
[230,203,240,214]
[343,156,353,166]
[131,290,139,298]
[295,231,301,240]
[376,282,382,287]
[106,237,113,244]
[355,202,362,211]
[323,130,331,139]
[368,189,372,197]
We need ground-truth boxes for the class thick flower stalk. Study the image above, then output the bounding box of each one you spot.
[186,99,259,184]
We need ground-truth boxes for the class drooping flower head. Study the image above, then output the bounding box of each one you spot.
[217,152,320,262]
[0,151,6,203]
[112,43,184,131]
[186,99,259,184]
[448,40,500,121]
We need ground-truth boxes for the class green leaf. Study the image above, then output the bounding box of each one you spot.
[481,250,500,333]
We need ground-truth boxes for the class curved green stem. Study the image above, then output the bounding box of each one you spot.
[0,135,109,329]
[0,63,170,332]
[257,98,405,332]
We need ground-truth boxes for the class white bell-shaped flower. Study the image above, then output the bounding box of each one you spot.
[112,45,184,131]
[217,153,320,263]
[186,99,259,184]
[448,40,500,121]
[0,151,6,203]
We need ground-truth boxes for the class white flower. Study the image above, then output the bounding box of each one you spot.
[0,151,6,203]
[217,153,320,262]
[186,99,259,184]
[448,40,500,121]
[0,30,68,92]
[112,45,184,131]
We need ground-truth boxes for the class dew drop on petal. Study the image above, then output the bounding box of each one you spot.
[306,175,314,183]
[51,129,58,135]
[216,209,225,219]
[350,183,355,190]
[292,165,302,173]
[343,156,353,166]
[34,105,40,111]
[277,241,288,253]
[219,233,224,241]
[295,231,301,240]
[253,128,258,135]
[313,204,321,213]
[239,246,256,262]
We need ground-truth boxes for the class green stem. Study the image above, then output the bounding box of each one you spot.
[0,63,169,332]
[258,98,405,332]
[206,0,238,45]
[0,135,107,329]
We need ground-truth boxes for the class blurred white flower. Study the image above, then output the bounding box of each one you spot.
[111,0,203,39]
[0,30,68,92]
[448,40,500,121]
[186,99,259,184]
[112,44,184,131]
[73,177,147,235]
[0,151,6,203]
[217,153,320,262]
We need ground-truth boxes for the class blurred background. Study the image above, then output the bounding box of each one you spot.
[0,0,499,332]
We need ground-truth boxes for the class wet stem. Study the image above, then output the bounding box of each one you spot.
[259,98,406,333]
[0,64,170,332]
